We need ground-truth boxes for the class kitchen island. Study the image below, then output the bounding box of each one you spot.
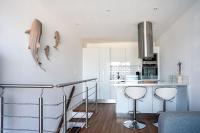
[113,82,188,115]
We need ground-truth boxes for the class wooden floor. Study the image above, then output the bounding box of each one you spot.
[80,104,158,133]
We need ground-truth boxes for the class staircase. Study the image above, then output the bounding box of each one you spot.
[67,127,81,133]
[67,103,96,132]
[55,78,98,133]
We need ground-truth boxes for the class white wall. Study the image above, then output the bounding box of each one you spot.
[157,1,200,111]
[0,0,82,132]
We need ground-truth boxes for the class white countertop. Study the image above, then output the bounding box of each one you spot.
[113,82,187,87]
[110,79,160,82]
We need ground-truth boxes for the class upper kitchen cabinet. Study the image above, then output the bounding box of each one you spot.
[110,48,126,62]
[110,47,141,66]
[125,47,141,66]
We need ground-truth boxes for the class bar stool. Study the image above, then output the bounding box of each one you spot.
[123,86,147,129]
[154,87,177,112]
[153,87,177,127]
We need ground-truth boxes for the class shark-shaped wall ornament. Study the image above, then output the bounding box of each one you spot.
[25,19,45,70]
[44,45,50,60]
[53,31,60,49]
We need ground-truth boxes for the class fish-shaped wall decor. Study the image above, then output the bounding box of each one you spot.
[44,45,50,60]
[53,31,60,49]
[25,19,43,66]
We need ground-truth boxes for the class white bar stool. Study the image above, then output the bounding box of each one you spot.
[153,87,177,127]
[154,87,177,112]
[123,86,147,129]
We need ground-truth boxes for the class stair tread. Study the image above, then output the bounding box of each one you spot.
[67,127,81,133]
[69,118,90,122]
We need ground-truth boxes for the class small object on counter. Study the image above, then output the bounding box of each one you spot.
[136,71,141,80]
[125,75,139,84]
[117,72,120,80]
[177,61,183,83]
[177,75,183,83]
[178,61,182,75]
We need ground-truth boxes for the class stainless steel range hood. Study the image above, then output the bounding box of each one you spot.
[138,21,153,59]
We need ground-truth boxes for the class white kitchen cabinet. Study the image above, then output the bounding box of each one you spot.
[110,47,141,66]
[109,83,117,99]
[83,48,99,79]
[125,47,141,65]
[98,48,110,100]
[83,47,111,100]
[110,48,126,62]
[83,48,100,99]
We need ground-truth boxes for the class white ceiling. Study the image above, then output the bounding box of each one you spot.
[42,0,197,41]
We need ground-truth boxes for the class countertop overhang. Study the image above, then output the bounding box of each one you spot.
[113,82,187,87]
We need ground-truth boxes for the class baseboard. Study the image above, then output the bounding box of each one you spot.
[86,99,116,103]
[97,99,116,103]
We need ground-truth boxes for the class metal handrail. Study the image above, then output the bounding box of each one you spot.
[3,113,63,120]
[3,128,55,133]
[0,84,54,88]
[0,78,98,133]
[68,85,96,100]
[3,101,64,106]
[56,78,97,87]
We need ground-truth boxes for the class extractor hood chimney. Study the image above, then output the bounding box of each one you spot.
[138,21,153,59]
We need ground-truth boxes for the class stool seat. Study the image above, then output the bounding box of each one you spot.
[125,87,147,100]
[155,87,177,101]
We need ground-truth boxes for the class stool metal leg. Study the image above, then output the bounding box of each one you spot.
[163,100,166,112]
[123,100,146,129]
[154,100,167,128]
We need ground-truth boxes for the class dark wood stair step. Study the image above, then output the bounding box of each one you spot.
[67,127,81,133]
[69,118,90,123]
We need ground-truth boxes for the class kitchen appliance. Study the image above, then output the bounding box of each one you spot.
[138,21,153,59]
[142,53,158,79]
[125,75,139,81]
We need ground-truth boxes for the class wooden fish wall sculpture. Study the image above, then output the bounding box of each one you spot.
[25,19,43,67]
[53,31,60,49]
[44,45,50,60]
[25,19,62,71]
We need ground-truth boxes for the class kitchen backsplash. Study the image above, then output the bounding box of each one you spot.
[110,63,142,80]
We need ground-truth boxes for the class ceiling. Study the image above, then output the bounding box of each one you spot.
[42,0,197,41]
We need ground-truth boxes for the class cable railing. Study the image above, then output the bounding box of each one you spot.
[0,84,57,133]
[56,78,98,133]
[0,78,98,133]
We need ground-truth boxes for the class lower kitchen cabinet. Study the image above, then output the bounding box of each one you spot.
[115,85,185,114]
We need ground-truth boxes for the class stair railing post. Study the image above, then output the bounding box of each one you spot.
[95,81,98,113]
[39,88,44,133]
[39,97,43,133]
[63,95,67,133]
[0,88,4,133]
[85,85,89,128]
